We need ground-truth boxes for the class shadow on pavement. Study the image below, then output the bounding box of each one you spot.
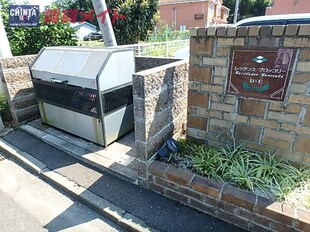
[3,130,245,232]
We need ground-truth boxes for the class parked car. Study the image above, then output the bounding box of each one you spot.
[83,32,102,41]
[233,13,310,27]
[174,13,310,59]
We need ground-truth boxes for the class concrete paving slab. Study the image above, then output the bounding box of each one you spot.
[21,121,138,182]
[20,124,47,138]
[27,119,136,156]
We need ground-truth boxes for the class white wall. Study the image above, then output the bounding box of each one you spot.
[75,26,97,40]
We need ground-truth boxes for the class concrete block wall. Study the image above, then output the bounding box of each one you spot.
[133,59,189,182]
[0,55,38,126]
[188,25,310,166]
[135,56,180,72]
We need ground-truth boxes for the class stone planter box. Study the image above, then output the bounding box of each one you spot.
[147,160,310,232]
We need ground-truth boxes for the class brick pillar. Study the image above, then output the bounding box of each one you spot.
[187,25,310,167]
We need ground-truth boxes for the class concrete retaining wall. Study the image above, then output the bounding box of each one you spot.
[135,56,180,72]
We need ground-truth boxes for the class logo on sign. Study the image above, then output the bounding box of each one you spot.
[9,5,40,27]
[252,56,267,64]
[242,82,270,92]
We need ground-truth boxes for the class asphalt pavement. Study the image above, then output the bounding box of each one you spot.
[3,130,246,232]
[0,154,124,232]
[0,189,44,232]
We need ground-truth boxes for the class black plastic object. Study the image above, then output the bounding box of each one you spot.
[33,79,99,118]
[158,138,179,158]
[102,85,133,114]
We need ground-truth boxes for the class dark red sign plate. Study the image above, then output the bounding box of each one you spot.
[227,48,297,101]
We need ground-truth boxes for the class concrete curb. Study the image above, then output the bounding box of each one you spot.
[0,139,157,232]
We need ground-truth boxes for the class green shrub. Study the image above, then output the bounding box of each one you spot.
[0,93,11,123]
[0,93,8,112]
[169,139,310,203]
[54,0,159,45]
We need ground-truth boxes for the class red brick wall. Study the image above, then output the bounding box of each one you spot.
[159,1,229,29]
[266,0,310,15]
[159,2,210,29]
[187,25,310,166]
[148,160,310,231]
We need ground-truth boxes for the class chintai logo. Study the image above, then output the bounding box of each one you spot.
[252,56,267,64]
[9,5,40,27]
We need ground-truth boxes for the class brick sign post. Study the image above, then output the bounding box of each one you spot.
[227,48,297,102]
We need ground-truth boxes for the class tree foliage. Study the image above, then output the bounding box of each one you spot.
[223,0,273,23]
[54,0,159,45]
[0,0,77,56]
[52,0,96,26]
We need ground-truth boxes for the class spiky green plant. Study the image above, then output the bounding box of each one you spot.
[191,146,223,182]
[168,139,310,206]
[268,177,296,201]
[284,166,310,183]
[228,155,263,191]
[253,151,291,183]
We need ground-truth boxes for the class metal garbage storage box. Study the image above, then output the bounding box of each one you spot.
[29,46,135,147]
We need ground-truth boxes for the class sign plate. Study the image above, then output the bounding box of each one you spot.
[227,48,296,102]
[9,5,40,27]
